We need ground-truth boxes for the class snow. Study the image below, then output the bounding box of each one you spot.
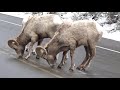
[97,16,107,24]
[102,31,120,41]
[60,12,74,19]
[0,12,120,42]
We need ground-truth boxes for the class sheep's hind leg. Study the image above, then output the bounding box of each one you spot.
[76,46,90,71]
[83,45,96,69]
[77,43,96,71]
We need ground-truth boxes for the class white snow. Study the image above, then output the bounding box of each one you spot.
[97,16,107,24]
[60,12,74,19]
[0,12,120,42]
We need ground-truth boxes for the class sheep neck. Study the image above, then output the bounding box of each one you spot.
[16,32,30,47]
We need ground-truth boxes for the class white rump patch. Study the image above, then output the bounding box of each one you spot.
[53,15,63,25]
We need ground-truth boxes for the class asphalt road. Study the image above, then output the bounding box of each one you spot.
[0,13,120,78]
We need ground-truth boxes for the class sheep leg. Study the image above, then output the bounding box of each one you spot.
[57,51,68,69]
[64,52,69,64]
[83,45,96,69]
[76,46,90,71]
[56,53,59,60]
[24,43,34,60]
[69,49,75,71]
[25,46,28,52]
[66,53,69,59]
[56,51,69,61]
[25,43,30,52]
[32,39,43,55]
[35,39,43,59]
[25,35,38,60]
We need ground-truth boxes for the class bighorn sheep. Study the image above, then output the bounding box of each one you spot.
[35,20,103,71]
[8,14,69,60]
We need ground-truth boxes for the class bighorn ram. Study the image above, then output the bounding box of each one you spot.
[8,14,69,60]
[35,20,103,71]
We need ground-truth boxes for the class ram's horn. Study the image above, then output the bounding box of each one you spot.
[8,39,18,49]
[35,46,47,56]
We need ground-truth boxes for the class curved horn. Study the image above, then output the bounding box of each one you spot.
[8,40,18,49]
[35,46,47,56]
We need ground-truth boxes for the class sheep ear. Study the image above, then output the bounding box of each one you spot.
[35,46,47,56]
[8,40,18,50]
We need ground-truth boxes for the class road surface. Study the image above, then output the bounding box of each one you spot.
[0,13,120,78]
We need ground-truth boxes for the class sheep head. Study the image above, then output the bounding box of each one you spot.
[8,39,25,58]
[35,46,56,67]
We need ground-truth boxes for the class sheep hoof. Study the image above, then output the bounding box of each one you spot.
[57,65,62,69]
[50,65,55,69]
[76,66,85,72]
[32,51,36,55]
[25,58,28,60]
[69,67,74,72]
[18,56,23,59]
[36,56,39,59]
[24,56,29,60]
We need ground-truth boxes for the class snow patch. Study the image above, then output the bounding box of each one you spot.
[103,31,120,41]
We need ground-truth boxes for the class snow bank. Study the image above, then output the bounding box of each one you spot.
[103,31,120,41]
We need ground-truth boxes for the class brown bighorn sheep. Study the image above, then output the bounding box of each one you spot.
[8,14,69,60]
[35,20,103,71]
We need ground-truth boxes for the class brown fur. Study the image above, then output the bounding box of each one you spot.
[36,20,103,71]
[8,14,65,59]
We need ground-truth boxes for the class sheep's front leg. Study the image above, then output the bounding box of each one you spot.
[77,44,96,71]
[25,43,30,52]
[25,44,33,60]
[25,35,38,60]
[57,51,68,69]
[69,49,75,71]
